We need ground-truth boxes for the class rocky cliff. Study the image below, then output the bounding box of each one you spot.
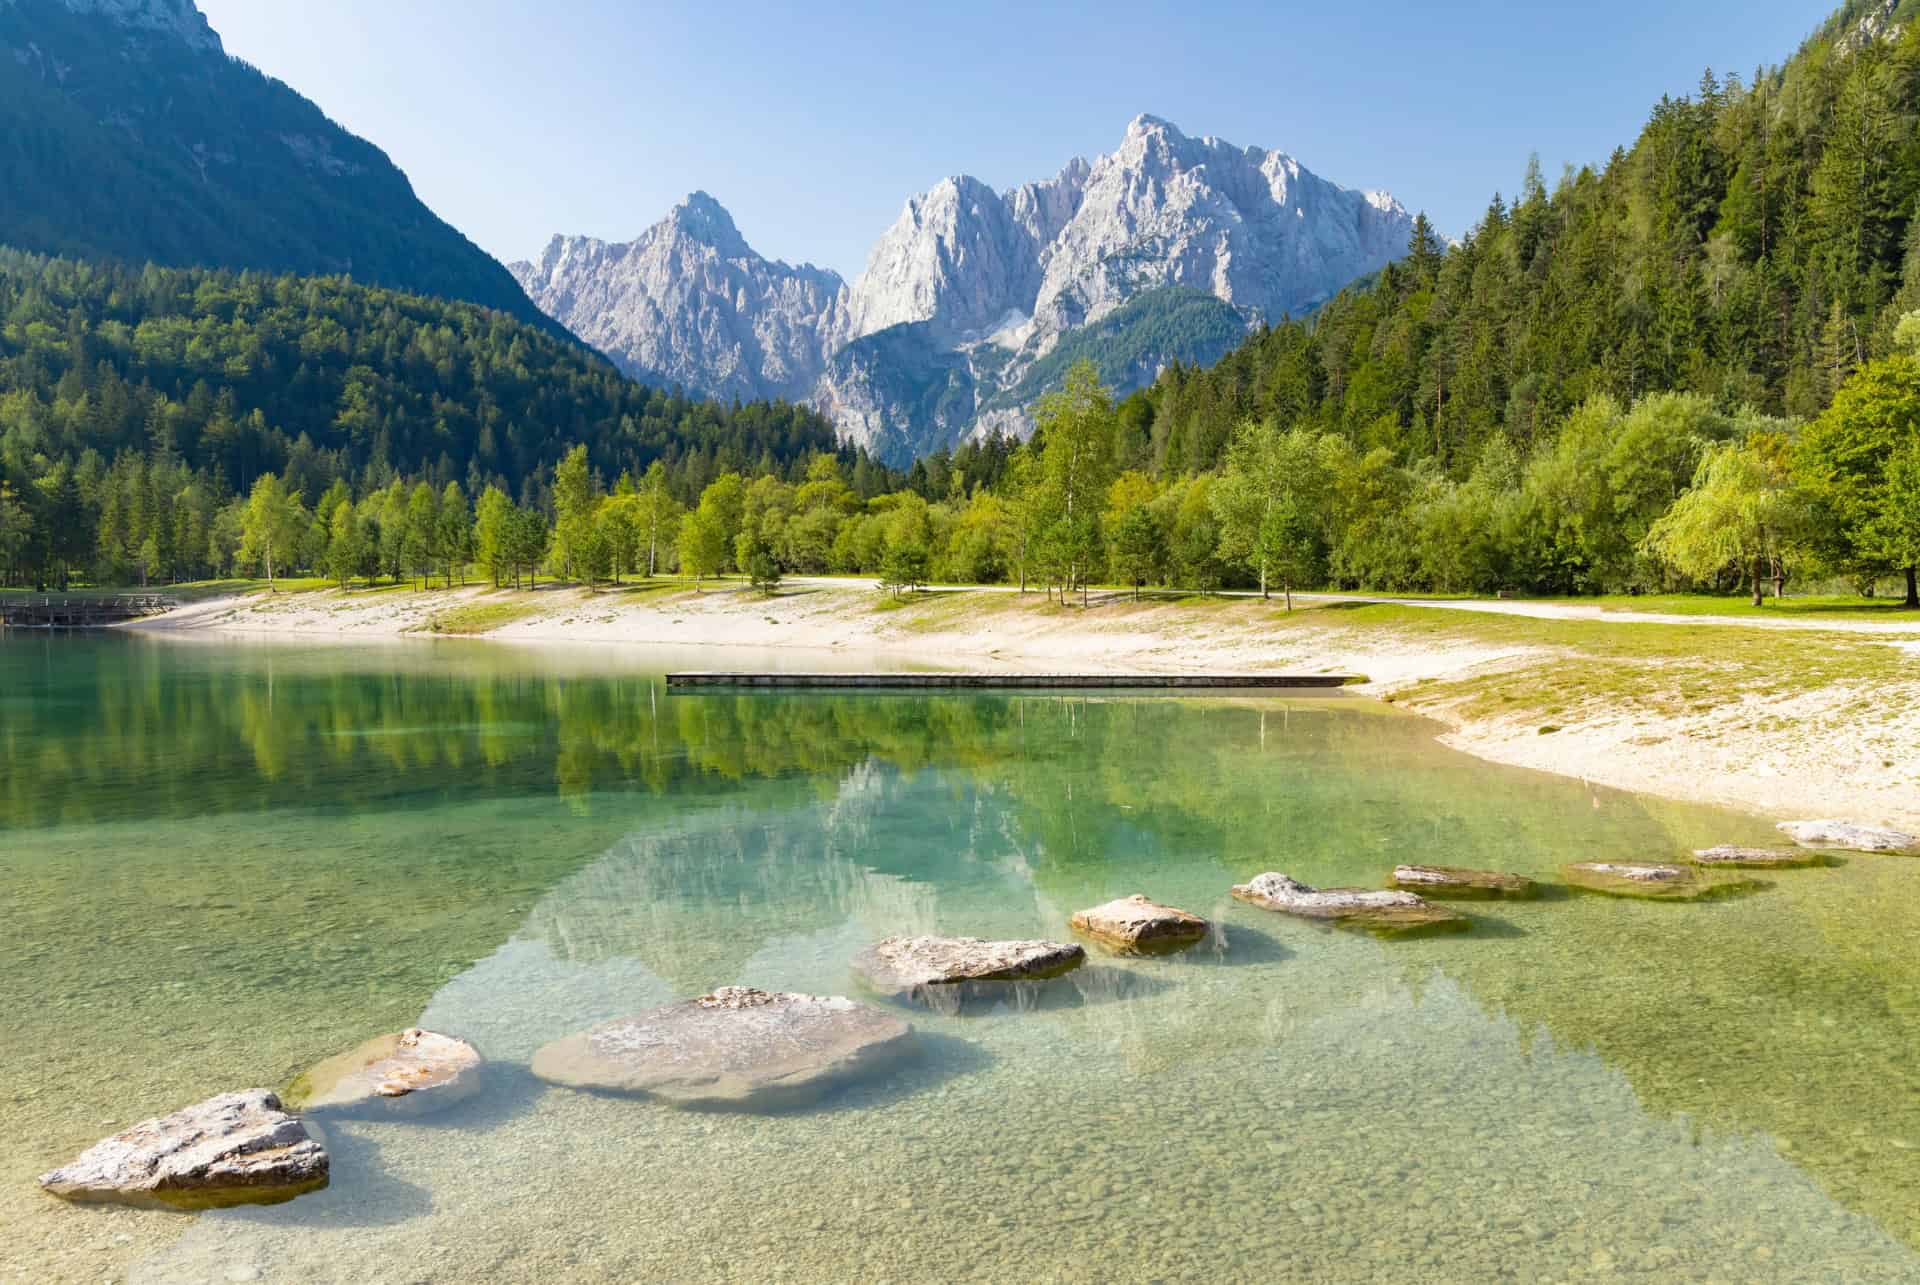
[511,194,848,403]
[521,116,1416,464]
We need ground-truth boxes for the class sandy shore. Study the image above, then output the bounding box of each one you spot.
[132,581,1920,834]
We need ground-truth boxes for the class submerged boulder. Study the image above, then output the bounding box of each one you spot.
[38,1089,327,1211]
[1691,845,1824,870]
[530,986,917,1110]
[1231,872,1468,936]
[851,936,1086,1001]
[1070,895,1210,954]
[1777,820,1916,854]
[1390,865,1536,900]
[1562,861,1736,900]
[284,1028,483,1118]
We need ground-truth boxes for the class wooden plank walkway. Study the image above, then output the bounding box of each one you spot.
[0,595,178,631]
[667,672,1363,690]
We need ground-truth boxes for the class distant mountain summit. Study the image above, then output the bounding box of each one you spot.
[0,0,552,328]
[513,193,848,403]
[519,116,1416,463]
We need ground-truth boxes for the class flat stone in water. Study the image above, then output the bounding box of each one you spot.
[1069,894,1209,954]
[851,936,1086,1000]
[1390,865,1536,900]
[1562,862,1734,900]
[37,1089,327,1211]
[1777,819,1916,854]
[284,1028,483,1118]
[1231,872,1468,936]
[1691,846,1824,870]
[529,986,917,1110]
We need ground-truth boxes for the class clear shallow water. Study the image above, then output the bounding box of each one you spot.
[2,635,1919,1283]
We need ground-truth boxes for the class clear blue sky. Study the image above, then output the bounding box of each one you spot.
[197,0,1835,280]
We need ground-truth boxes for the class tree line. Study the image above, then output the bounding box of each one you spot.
[164,334,1913,612]
[0,249,900,587]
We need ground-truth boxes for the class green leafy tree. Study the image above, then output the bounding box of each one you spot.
[0,480,32,583]
[678,509,729,590]
[377,482,409,585]
[1105,472,1164,598]
[474,485,514,588]
[1880,438,1920,599]
[238,473,306,591]
[507,505,549,590]
[1797,348,1920,606]
[550,444,597,582]
[1645,439,1808,606]
[736,525,783,596]
[1211,420,1330,608]
[403,482,439,589]
[437,482,471,587]
[635,461,682,577]
[325,497,366,589]
[596,494,642,584]
[1032,360,1115,604]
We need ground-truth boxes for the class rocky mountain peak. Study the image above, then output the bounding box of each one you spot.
[665,190,749,256]
[521,115,1417,463]
[38,0,222,51]
[509,195,849,405]
[1124,112,1178,141]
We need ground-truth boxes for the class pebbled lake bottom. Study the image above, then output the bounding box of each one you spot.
[2,634,1917,1283]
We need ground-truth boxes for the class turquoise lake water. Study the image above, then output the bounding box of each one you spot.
[2,633,1918,1283]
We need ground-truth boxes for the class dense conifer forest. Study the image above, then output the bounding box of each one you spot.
[0,252,891,586]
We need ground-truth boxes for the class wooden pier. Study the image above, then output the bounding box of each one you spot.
[0,594,178,631]
[666,672,1363,691]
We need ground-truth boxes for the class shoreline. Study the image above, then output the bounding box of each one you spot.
[124,581,1920,833]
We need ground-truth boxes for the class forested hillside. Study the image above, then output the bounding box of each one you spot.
[0,251,890,586]
[1132,0,1920,476]
[0,0,551,330]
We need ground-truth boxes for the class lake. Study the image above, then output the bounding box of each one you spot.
[3,634,1918,1282]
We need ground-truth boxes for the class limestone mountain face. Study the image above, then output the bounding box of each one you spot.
[521,117,1416,464]
[510,194,849,404]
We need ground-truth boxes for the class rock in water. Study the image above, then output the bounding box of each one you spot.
[1777,820,1916,853]
[530,987,917,1110]
[1069,895,1210,954]
[38,1089,327,1211]
[1231,872,1468,936]
[1389,865,1536,900]
[1691,846,1825,869]
[284,1028,483,1118]
[850,936,1087,1002]
[1562,862,1740,900]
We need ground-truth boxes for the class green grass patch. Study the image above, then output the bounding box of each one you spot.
[409,599,540,636]
[1547,593,1917,618]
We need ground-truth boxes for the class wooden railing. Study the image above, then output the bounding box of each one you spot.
[0,595,180,630]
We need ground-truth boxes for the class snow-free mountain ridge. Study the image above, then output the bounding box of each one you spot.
[514,115,1415,465]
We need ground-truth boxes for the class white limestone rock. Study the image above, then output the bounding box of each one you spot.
[851,935,1086,1000]
[284,1028,484,1118]
[38,1089,327,1210]
[1232,871,1467,934]
[529,986,916,1109]
[1070,894,1210,954]
[1777,820,1916,854]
